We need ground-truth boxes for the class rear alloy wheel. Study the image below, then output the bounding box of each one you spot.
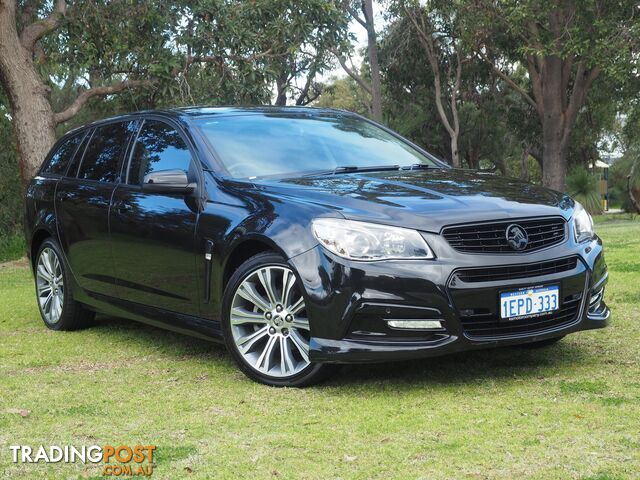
[36,247,65,325]
[222,253,333,387]
[34,238,95,331]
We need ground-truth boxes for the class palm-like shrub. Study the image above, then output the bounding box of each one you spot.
[566,167,603,215]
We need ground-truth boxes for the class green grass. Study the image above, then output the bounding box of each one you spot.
[1,220,639,479]
[593,212,638,225]
[0,231,25,263]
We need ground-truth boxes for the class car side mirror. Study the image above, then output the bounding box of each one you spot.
[142,169,196,194]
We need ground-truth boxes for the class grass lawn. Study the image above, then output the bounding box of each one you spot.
[1,218,639,479]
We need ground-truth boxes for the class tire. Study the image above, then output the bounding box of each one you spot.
[34,238,95,331]
[221,252,334,387]
[515,335,565,349]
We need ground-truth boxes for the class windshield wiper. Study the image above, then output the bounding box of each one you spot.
[303,165,401,177]
[400,164,439,171]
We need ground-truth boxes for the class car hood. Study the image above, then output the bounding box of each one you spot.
[251,169,572,232]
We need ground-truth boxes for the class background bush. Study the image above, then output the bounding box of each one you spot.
[1,112,26,261]
[609,149,640,213]
[566,167,603,215]
[0,118,22,237]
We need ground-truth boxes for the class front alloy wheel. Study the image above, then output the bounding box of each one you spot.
[222,253,333,387]
[231,265,311,377]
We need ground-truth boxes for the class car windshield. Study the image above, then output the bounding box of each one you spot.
[194,113,441,178]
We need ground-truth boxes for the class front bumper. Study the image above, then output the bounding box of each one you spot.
[289,236,610,364]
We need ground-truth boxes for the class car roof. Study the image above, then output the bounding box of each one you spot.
[62,106,354,137]
[169,105,351,118]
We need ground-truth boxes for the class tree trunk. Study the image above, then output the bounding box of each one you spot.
[541,134,568,192]
[404,6,462,168]
[0,0,57,187]
[362,0,382,122]
[450,134,460,169]
[538,55,569,192]
[466,147,479,170]
[540,106,568,191]
[274,71,288,106]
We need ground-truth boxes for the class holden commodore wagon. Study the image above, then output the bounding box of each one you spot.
[24,107,610,386]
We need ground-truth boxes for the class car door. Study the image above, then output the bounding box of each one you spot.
[55,121,137,298]
[109,118,201,316]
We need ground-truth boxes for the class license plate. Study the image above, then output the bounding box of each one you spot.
[500,285,559,320]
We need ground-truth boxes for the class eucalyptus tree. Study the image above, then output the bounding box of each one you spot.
[381,1,514,171]
[0,0,170,185]
[378,14,449,160]
[0,0,349,186]
[395,0,468,167]
[464,0,640,190]
[262,0,349,106]
[333,0,383,121]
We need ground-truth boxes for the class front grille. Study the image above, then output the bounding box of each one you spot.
[454,257,578,283]
[460,293,583,338]
[443,217,566,253]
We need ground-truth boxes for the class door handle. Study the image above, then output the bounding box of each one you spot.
[204,240,214,303]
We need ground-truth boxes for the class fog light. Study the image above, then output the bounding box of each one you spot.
[387,320,443,330]
[589,288,604,314]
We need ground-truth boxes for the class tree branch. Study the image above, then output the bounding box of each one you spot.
[20,0,66,52]
[295,63,319,105]
[561,56,574,103]
[561,63,600,148]
[346,5,367,29]
[53,79,152,125]
[526,54,544,117]
[477,51,538,112]
[450,46,462,136]
[330,47,372,95]
[173,49,276,76]
[404,5,453,136]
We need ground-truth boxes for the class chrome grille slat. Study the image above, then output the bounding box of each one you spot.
[443,217,567,253]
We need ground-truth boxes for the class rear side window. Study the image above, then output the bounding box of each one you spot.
[127,120,192,185]
[42,133,83,175]
[77,121,135,183]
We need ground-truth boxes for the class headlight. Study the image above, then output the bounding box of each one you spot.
[311,218,434,260]
[573,202,594,243]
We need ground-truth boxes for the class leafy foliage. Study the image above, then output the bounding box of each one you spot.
[1,0,640,236]
[42,0,349,112]
[566,167,603,215]
[315,76,371,115]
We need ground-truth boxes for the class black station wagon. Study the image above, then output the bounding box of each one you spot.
[24,107,610,386]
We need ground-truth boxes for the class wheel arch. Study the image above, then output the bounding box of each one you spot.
[222,237,283,292]
[30,228,54,270]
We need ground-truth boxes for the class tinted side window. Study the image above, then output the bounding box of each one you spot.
[128,120,192,185]
[67,129,93,178]
[78,121,135,183]
[42,133,83,175]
